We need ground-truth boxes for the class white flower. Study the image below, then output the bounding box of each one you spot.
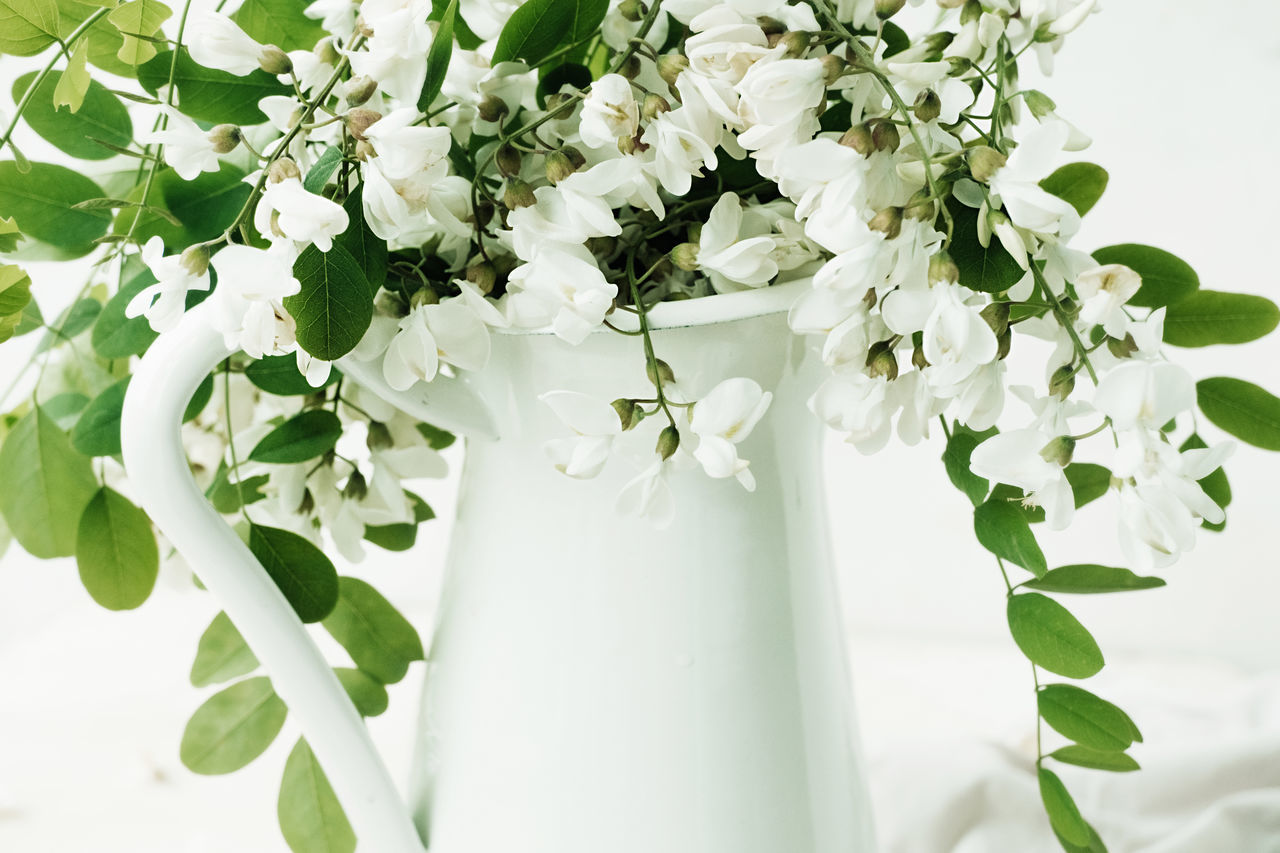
[616,459,676,528]
[143,111,222,180]
[578,74,639,150]
[187,10,271,76]
[382,298,493,390]
[970,428,1076,529]
[505,246,617,344]
[1115,481,1196,570]
[1111,429,1233,529]
[950,360,1007,432]
[884,61,975,125]
[689,377,772,490]
[125,237,212,333]
[296,350,332,387]
[206,245,301,358]
[695,193,778,290]
[363,109,452,181]
[811,373,895,455]
[988,121,1079,234]
[348,0,435,103]
[684,18,770,84]
[540,391,623,479]
[507,178,621,261]
[883,283,997,392]
[641,107,719,196]
[1093,360,1194,431]
[736,58,825,128]
[1075,264,1142,338]
[254,178,349,251]
[304,0,358,37]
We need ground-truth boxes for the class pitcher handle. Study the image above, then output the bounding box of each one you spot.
[121,301,433,853]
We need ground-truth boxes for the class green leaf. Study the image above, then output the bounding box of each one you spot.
[249,409,343,464]
[53,39,90,112]
[232,0,324,52]
[415,422,456,450]
[0,215,21,252]
[303,147,342,195]
[1161,290,1280,348]
[71,375,130,456]
[0,161,110,255]
[248,524,340,623]
[1196,377,1280,451]
[0,263,31,343]
[191,611,260,687]
[207,463,270,514]
[115,163,253,250]
[1065,463,1111,509]
[1039,683,1140,751]
[246,354,341,396]
[137,49,290,125]
[491,0,576,64]
[180,677,288,775]
[943,424,995,506]
[334,667,389,717]
[92,271,159,358]
[75,487,159,611]
[36,297,100,352]
[1050,744,1140,773]
[41,391,89,429]
[364,492,434,552]
[1007,593,1104,679]
[1024,564,1166,595]
[285,244,373,361]
[323,577,423,684]
[1091,244,1199,309]
[0,407,99,558]
[1039,163,1108,217]
[974,498,1047,576]
[106,0,171,65]
[335,188,387,291]
[0,0,60,56]
[278,739,356,853]
[60,0,134,77]
[418,0,456,113]
[1038,767,1091,847]
[1179,432,1231,530]
[948,201,1024,294]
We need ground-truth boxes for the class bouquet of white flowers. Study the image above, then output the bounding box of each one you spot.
[2,0,1279,848]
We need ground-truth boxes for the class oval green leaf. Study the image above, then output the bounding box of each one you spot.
[491,0,576,64]
[191,611,260,687]
[1038,683,1140,751]
[278,738,356,853]
[323,577,423,684]
[1161,290,1280,348]
[91,270,160,358]
[1196,377,1280,451]
[1023,564,1165,595]
[1039,162,1108,217]
[1038,767,1091,847]
[11,69,133,160]
[1007,593,1104,679]
[947,202,1025,294]
[75,487,159,611]
[417,0,456,112]
[284,243,373,361]
[180,676,287,775]
[335,667,389,718]
[1050,744,1140,773]
[1091,243,1199,309]
[0,406,99,558]
[137,49,290,125]
[0,0,61,56]
[246,354,341,396]
[943,424,995,506]
[249,409,343,465]
[248,524,340,623]
[232,0,326,52]
[71,376,130,457]
[0,161,110,254]
[974,498,1047,577]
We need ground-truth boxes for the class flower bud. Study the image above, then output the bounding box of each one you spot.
[343,75,378,107]
[1022,89,1056,119]
[1107,333,1138,359]
[297,488,315,515]
[647,359,677,391]
[912,88,942,123]
[1038,435,1076,467]
[996,328,1011,360]
[346,108,382,141]
[904,189,936,222]
[980,301,1010,336]
[314,37,341,66]
[503,178,536,209]
[258,45,293,76]
[670,242,700,271]
[1049,364,1075,400]
[495,142,522,177]
[757,15,786,35]
[207,124,242,154]
[612,398,645,430]
[872,121,900,153]
[478,95,509,123]
[354,139,375,161]
[656,425,680,460]
[839,124,875,156]
[967,145,1008,182]
[912,343,929,370]
[180,244,210,277]
[820,53,847,86]
[545,149,580,184]
[410,287,439,308]
[777,30,810,58]
[657,54,689,87]
[343,470,368,501]
[959,0,982,23]
[868,206,903,240]
[866,341,899,381]
[876,0,907,17]
[617,0,645,21]
[466,261,497,294]
[268,157,301,183]
[642,93,671,120]
[619,54,642,79]
[366,421,394,451]
[928,251,959,284]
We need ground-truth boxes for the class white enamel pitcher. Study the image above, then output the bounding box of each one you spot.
[120,279,876,853]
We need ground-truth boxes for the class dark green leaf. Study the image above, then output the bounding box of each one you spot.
[943,424,995,506]
[363,493,434,552]
[415,422,456,449]
[249,409,343,465]
[491,0,576,64]
[417,0,456,112]
[115,163,252,250]
[948,201,1024,294]
[1196,377,1280,451]
[248,524,340,623]
[880,21,909,57]
[91,270,159,358]
[71,376,130,456]
[1065,463,1111,509]
[278,738,356,853]
[207,463,270,514]
[0,407,99,558]
[974,498,1047,576]
[11,70,133,160]
[232,0,326,52]
[1039,768,1091,847]
[335,188,386,291]
[185,373,215,422]
[323,577,423,684]
[1007,593,1104,679]
[1024,564,1165,595]
[181,677,288,775]
[285,244,373,361]
[1039,163,1108,217]
[1161,290,1279,348]
[75,487,159,611]
[334,668,389,717]
[537,61,591,109]
[246,354,342,396]
[1051,744,1139,773]
[1091,244,1199,309]
[191,611,260,687]
[303,147,342,194]
[137,49,290,125]
[1039,683,1140,751]
[1180,433,1230,531]
[0,161,110,255]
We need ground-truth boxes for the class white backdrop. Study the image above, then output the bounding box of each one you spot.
[2,2,1279,851]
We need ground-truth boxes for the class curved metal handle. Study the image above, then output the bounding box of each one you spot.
[121,302,428,853]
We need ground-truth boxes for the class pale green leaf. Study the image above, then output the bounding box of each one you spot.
[53,40,90,112]
[323,577,423,684]
[180,677,288,775]
[334,668,389,717]
[1007,593,1104,679]
[75,487,159,610]
[0,0,61,57]
[71,375,130,457]
[278,739,356,853]
[191,611,260,687]
[233,0,324,52]
[0,407,99,558]
[12,70,133,160]
[106,0,171,65]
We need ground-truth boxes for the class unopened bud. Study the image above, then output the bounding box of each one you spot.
[545,150,579,184]
[876,0,907,17]
[354,139,375,161]
[912,343,929,370]
[466,262,497,294]
[959,0,982,23]
[1107,333,1138,359]
[647,358,676,388]
[928,251,959,285]
[670,242,700,271]
[1038,435,1076,467]
[343,75,378,107]
[642,93,671,120]
[866,341,899,380]
[872,121,900,153]
[343,470,368,501]
[617,0,645,20]
[656,425,680,460]
[495,142,522,177]
[409,287,439,309]
[503,178,536,209]
[346,108,382,141]
[756,15,786,35]
[967,145,1008,182]
[1022,89,1056,119]
[996,328,1012,360]
[619,54,642,79]
[868,206,903,239]
[258,45,293,76]
[777,30,810,58]
[612,398,644,430]
[207,124,242,154]
[1049,364,1076,400]
[839,124,875,156]
[297,488,315,515]
[366,421,394,451]
[180,244,210,277]
[904,189,936,221]
[478,95,509,123]
[268,157,301,183]
[314,37,341,66]
[657,54,689,87]
[820,53,847,86]
[980,301,1010,336]
[913,88,942,123]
